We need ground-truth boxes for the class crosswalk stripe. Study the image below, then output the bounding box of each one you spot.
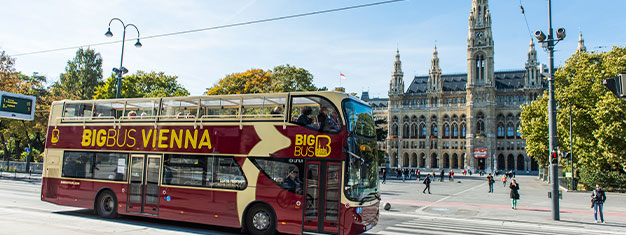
[374,217,623,235]
[396,219,560,235]
[392,220,554,235]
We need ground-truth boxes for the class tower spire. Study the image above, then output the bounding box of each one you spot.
[577,32,587,53]
[429,45,442,92]
[389,49,404,96]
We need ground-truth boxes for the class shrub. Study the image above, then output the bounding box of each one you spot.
[579,167,626,192]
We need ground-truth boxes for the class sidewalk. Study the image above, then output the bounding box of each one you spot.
[0,171,42,183]
[379,175,626,233]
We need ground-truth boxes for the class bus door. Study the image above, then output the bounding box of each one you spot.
[127,154,161,215]
[303,160,341,234]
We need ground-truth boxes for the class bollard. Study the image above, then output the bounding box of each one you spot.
[384,202,391,211]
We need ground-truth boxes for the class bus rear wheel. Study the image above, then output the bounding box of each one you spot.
[96,190,118,219]
[246,204,276,235]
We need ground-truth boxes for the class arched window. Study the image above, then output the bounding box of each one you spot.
[410,124,417,138]
[460,123,466,137]
[506,123,514,138]
[403,124,409,138]
[392,124,398,136]
[476,120,485,135]
[431,124,438,137]
[516,124,521,138]
[475,54,485,82]
[452,124,459,138]
[443,124,450,138]
[419,123,427,138]
[497,124,505,137]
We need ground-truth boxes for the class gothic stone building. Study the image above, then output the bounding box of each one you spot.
[386,0,552,173]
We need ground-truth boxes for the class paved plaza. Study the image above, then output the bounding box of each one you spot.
[369,172,626,234]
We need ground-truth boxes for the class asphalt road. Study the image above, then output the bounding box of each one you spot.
[0,173,624,234]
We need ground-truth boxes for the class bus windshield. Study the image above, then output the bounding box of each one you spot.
[342,99,379,202]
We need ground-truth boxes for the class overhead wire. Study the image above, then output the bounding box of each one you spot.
[518,0,533,40]
[12,0,407,57]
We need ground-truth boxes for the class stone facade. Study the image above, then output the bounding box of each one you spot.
[386,0,555,173]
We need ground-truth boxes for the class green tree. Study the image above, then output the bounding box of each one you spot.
[206,65,319,95]
[52,48,103,99]
[270,64,317,92]
[0,72,55,164]
[93,71,189,99]
[520,46,626,179]
[519,93,549,167]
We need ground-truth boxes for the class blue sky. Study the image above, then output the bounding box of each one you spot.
[2,0,625,98]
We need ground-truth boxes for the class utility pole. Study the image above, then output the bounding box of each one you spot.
[534,0,566,221]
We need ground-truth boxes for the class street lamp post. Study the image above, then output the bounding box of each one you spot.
[534,0,566,221]
[105,18,142,99]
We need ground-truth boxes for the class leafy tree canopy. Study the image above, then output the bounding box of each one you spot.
[94,71,190,99]
[206,64,320,95]
[520,46,626,173]
[52,48,103,100]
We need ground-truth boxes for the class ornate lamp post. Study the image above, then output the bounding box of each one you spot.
[105,18,142,99]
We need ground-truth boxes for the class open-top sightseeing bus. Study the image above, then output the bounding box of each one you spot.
[41,91,379,234]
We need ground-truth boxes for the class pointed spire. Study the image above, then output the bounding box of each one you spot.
[527,38,536,60]
[577,32,587,53]
[394,49,402,74]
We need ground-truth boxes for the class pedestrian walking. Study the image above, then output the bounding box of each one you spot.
[422,175,431,194]
[591,184,606,223]
[509,179,520,209]
[448,171,452,181]
[501,174,507,187]
[512,170,516,178]
[382,168,387,184]
[401,168,406,182]
[450,171,455,181]
[469,169,472,176]
[439,169,445,182]
[487,173,495,193]
[417,169,421,181]
[463,169,467,176]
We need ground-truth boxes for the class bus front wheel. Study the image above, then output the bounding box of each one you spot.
[246,204,276,235]
[96,190,118,219]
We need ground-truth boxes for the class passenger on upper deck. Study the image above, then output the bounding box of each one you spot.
[329,111,342,131]
[317,107,330,132]
[296,106,313,125]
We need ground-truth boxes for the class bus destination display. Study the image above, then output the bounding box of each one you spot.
[1,95,33,115]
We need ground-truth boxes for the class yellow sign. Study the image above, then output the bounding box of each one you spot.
[51,129,60,144]
[294,134,331,157]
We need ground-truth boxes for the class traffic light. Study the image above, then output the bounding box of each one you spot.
[551,151,558,164]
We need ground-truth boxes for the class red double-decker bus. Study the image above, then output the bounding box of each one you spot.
[41,91,379,234]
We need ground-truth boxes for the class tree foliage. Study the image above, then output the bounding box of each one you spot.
[93,71,189,99]
[206,64,319,95]
[520,46,626,176]
[0,68,56,162]
[52,48,103,99]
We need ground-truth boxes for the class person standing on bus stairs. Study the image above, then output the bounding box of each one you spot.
[487,173,495,193]
[382,168,387,184]
[296,106,313,126]
[284,168,302,194]
[422,175,431,194]
[502,174,507,187]
[591,184,606,223]
[509,179,520,209]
